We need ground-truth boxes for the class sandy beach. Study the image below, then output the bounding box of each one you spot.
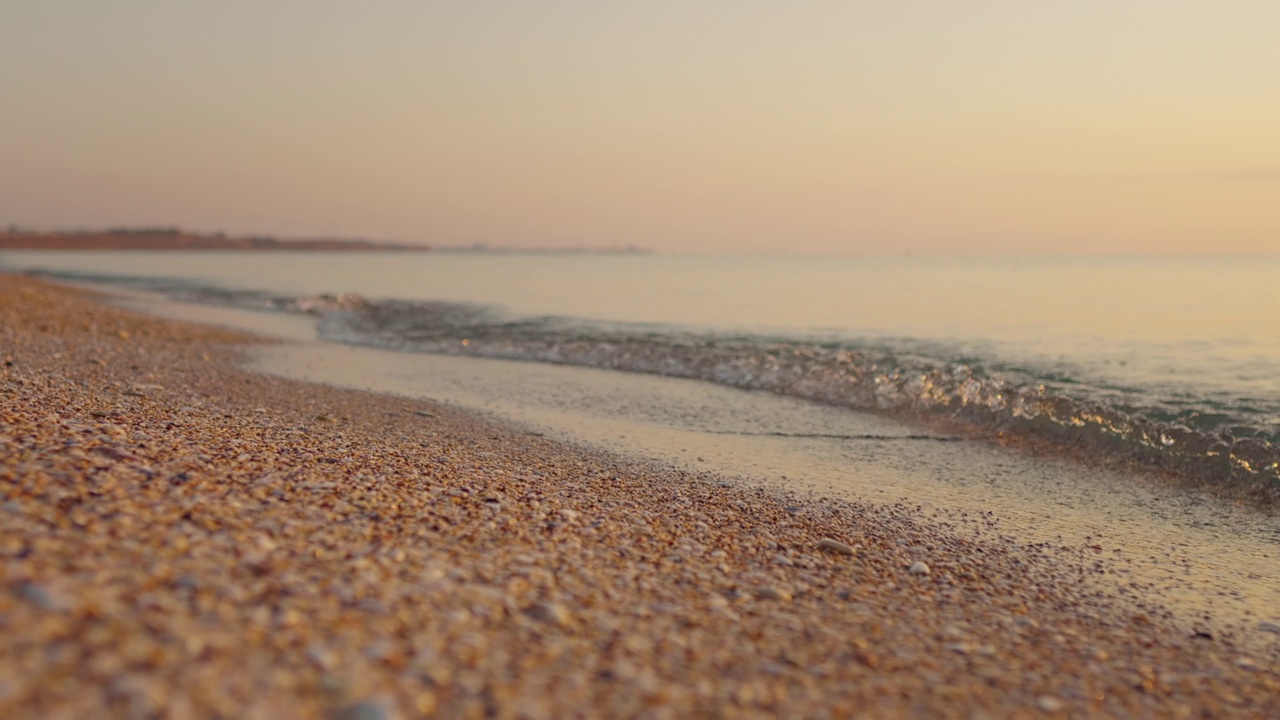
[2,273,1278,718]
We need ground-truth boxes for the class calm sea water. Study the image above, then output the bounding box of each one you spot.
[5,251,1278,491]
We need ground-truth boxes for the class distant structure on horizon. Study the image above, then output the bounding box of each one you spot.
[0,227,432,252]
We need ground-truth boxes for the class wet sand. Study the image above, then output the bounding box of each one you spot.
[2,274,1278,718]
[247,342,1280,646]
[108,281,1280,645]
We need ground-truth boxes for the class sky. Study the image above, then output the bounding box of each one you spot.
[1,1,1277,255]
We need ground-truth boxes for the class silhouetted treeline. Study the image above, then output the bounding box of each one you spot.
[0,228,430,252]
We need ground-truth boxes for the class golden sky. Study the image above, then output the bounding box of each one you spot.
[1,1,1277,254]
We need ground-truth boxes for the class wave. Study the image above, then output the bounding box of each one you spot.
[26,270,1280,495]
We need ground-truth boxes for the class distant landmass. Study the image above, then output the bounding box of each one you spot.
[0,228,652,255]
[0,227,431,252]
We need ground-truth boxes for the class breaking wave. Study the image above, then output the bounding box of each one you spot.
[25,271,1280,494]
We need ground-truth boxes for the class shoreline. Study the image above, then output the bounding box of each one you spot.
[8,257,1273,510]
[2,274,1278,717]
[96,275,1280,645]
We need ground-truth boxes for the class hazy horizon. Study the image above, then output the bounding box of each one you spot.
[2,2,1277,256]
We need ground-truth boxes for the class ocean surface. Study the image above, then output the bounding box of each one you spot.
[5,250,1279,494]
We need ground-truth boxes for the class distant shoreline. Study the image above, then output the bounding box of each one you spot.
[0,229,652,254]
[0,229,431,252]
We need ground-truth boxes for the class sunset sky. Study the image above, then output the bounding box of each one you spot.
[2,1,1277,254]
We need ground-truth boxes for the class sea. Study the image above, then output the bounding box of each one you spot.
[4,250,1278,495]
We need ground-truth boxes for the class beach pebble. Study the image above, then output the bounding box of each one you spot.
[1036,696,1064,712]
[816,538,857,556]
[414,410,436,418]
[1256,621,1280,634]
[127,383,164,396]
[526,601,571,627]
[15,582,67,612]
[330,698,397,720]
[756,586,792,602]
[852,648,879,669]
[307,644,337,671]
[908,561,931,576]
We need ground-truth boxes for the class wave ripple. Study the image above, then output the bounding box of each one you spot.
[27,271,1280,495]
[315,296,1278,494]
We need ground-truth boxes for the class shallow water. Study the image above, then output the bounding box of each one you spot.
[5,251,1279,493]
[67,285,1280,652]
